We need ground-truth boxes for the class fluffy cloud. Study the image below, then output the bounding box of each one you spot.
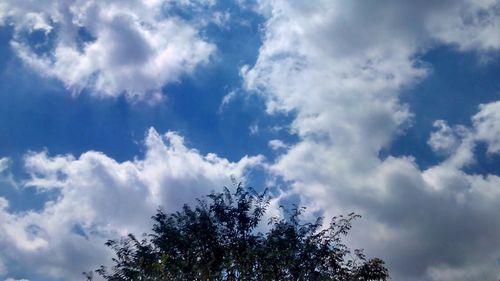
[0,128,263,280]
[268,139,288,151]
[1,0,215,100]
[427,0,500,52]
[428,120,468,156]
[472,101,500,154]
[243,1,500,280]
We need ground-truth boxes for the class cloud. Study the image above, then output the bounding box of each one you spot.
[427,0,500,52]
[428,120,469,156]
[0,158,18,189]
[1,0,215,100]
[427,101,500,169]
[0,128,263,280]
[221,90,237,106]
[1,1,499,280]
[472,101,500,154]
[248,123,259,135]
[0,158,9,173]
[243,1,500,280]
[268,139,288,151]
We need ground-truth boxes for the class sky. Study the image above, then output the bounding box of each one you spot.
[0,0,500,280]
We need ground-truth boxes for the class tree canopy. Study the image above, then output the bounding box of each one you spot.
[92,184,389,281]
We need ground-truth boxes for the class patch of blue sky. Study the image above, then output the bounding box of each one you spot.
[0,26,13,68]
[76,26,97,52]
[0,180,59,212]
[2,258,73,281]
[463,142,500,176]
[383,46,500,172]
[15,18,59,57]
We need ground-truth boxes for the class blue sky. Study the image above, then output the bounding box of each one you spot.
[1,1,500,281]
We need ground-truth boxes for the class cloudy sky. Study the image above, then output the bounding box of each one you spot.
[0,0,500,280]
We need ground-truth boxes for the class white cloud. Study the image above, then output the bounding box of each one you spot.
[248,123,259,135]
[221,90,237,105]
[0,158,9,173]
[268,139,288,151]
[1,0,215,100]
[427,0,500,52]
[0,158,18,190]
[428,121,463,154]
[427,101,500,168]
[243,1,500,280]
[0,128,263,280]
[472,101,500,154]
[218,90,238,113]
[428,120,472,162]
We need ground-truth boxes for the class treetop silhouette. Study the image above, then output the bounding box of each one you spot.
[93,183,389,281]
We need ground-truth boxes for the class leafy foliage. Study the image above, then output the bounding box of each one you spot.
[93,184,389,281]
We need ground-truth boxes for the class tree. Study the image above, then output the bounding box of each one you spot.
[93,184,389,281]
